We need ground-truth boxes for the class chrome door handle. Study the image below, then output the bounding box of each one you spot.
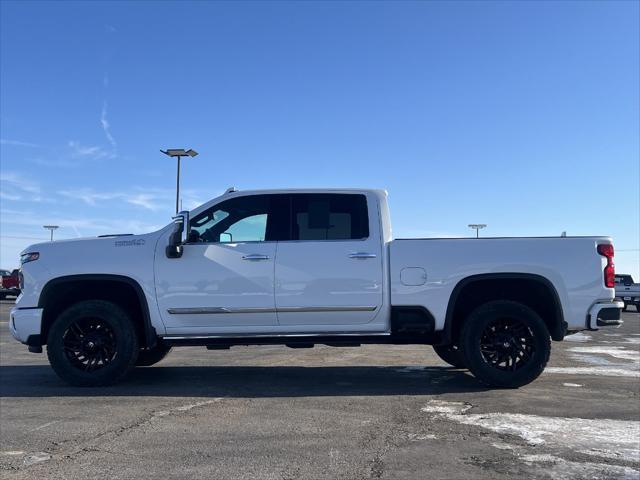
[242,254,270,261]
[348,252,377,259]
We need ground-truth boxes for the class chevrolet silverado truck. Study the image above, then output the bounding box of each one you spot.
[10,188,623,387]
[615,274,640,312]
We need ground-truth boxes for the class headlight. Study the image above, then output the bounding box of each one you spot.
[20,252,40,265]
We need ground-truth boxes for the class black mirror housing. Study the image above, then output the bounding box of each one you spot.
[166,210,189,259]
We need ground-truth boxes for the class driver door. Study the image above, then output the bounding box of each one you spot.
[155,194,288,335]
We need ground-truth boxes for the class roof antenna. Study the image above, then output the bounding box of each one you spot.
[225,187,237,194]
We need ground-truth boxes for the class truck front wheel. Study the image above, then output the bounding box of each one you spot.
[461,300,551,388]
[432,344,467,369]
[46,300,139,386]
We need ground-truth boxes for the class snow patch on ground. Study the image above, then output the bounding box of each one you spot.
[562,383,582,387]
[23,452,51,466]
[545,367,639,377]
[152,398,222,419]
[569,354,615,366]
[407,433,437,441]
[491,442,517,450]
[421,400,471,415]
[521,454,639,479]
[564,332,592,342]
[567,346,639,363]
[421,400,640,463]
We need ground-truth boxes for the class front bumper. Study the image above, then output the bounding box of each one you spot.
[10,307,43,345]
[0,287,20,295]
[588,301,624,330]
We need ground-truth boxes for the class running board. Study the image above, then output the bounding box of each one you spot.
[161,332,438,347]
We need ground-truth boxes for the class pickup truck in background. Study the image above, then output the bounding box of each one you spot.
[615,274,640,312]
[0,269,21,299]
[10,188,623,388]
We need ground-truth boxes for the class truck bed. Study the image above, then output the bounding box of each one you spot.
[389,236,613,332]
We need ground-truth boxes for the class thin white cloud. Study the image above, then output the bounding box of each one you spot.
[1,209,163,235]
[0,172,42,196]
[56,186,209,212]
[67,140,114,160]
[0,191,22,201]
[100,101,117,150]
[58,188,166,211]
[29,157,82,168]
[0,139,40,148]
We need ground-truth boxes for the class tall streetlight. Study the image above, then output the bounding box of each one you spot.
[468,224,486,239]
[160,148,199,214]
[43,225,59,241]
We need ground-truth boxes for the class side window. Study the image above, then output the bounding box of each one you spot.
[189,195,287,243]
[291,194,369,241]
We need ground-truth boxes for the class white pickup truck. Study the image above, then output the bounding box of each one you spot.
[10,188,623,388]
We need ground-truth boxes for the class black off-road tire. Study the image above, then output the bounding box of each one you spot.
[433,344,467,369]
[46,300,139,387]
[461,300,551,388]
[135,343,172,366]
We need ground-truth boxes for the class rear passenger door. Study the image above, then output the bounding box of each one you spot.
[274,193,384,329]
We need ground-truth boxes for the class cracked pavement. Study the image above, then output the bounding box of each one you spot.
[1,300,639,479]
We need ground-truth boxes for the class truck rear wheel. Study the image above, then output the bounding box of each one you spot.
[46,300,139,386]
[461,300,550,388]
[432,344,467,369]
[136,343,172,366]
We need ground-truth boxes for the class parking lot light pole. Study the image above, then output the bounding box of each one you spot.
[43,225,59,241]
[468,224,487,239]
[161,148,199,214]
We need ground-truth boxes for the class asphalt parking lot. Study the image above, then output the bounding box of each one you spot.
[1,299,638,479]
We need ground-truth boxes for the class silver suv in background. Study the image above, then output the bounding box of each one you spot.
[615,274,640,312]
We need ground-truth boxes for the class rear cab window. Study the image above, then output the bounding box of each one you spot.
[291,193,369,241]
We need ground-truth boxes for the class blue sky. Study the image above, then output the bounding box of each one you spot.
[1,1,638,277]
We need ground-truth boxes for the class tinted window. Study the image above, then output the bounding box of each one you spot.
[291,194,369,241]
[189,194,288,243]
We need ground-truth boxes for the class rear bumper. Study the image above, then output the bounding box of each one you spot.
[588,301,623,330]
[10,307,43,344]
[616,295,640,304]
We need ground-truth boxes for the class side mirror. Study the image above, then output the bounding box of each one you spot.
[166,210,189,258]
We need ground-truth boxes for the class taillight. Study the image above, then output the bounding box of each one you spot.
[597,244,615,288]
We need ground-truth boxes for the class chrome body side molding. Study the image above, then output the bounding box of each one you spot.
[167,306,378,315]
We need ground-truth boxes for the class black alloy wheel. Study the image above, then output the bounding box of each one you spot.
[461,300,551,388]
[47,300,138,386]
[478,317,535,372]
[63,317,118,372]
